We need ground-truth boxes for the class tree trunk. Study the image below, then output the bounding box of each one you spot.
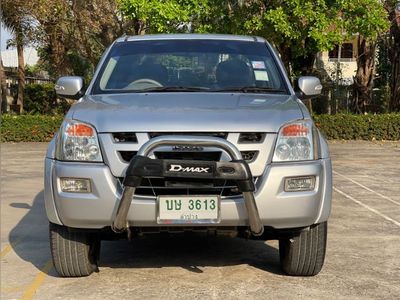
[294,53,316,76]
[389,6,400,111]
[16,34,25,114]
[133,19,146,35]
[72,1,96,68]
[0,56,8,113]
[352,37,376,113]
[295,51,316,114]
[44,22,69,78]
[390,46,400,111]
[277,43,292,79]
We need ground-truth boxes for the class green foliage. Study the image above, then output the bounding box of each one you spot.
[249,1,342,54]
[25,64,46,77]
[0,115,64,142]
[190,0,389,76]
[27,0,390,83]
[313,113,400,140]
[339,0,389,41]
[192,0,344,74]
[66,50,94,81]
[118,0,206,33]
[24,83,56,114]
[23,83,71,115]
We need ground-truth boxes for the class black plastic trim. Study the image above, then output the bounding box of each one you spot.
[123,156,255,192]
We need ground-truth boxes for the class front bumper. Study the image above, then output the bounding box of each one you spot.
[45,157,332,230]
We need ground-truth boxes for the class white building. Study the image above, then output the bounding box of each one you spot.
[1,47,39,68]
[316,38,358,86]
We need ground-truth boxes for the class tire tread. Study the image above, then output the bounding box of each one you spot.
[49,223,99,277]
[279,222,327,276]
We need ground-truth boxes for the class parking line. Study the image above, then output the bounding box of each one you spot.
[21,260,53,300]
[1,239,22,259]
[333,170,400,206]
[0,244,13,258]
[333,187,400,227]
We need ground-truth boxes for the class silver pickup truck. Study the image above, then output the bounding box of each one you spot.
[46,34,332,277]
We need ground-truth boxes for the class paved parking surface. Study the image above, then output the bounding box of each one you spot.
[1,141,399,299]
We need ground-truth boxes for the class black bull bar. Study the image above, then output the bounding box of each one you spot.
[111,136,264,236]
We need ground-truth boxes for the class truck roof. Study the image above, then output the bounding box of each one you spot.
[116,33,266,43]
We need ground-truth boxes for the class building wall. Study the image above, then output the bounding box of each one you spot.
[1,47,39,68]
[316,37,358,86]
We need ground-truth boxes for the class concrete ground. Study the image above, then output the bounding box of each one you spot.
[1,141,399,300]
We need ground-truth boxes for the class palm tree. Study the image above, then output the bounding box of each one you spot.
[0,0,31,113]
[1,55,8,113]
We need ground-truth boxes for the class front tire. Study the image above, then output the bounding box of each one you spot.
[49,223,100,277]
[279,222,327,276]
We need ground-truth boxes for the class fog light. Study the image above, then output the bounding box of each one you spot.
[284,176,315,192]
[60,178,91,193]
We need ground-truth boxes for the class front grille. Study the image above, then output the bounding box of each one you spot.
[241,151,258,162]
[113,132,138,143]
[238,133,265,143]
[105,131,268,196]
[119,151,138,162]
[113,132,266,142]
[119,177,256,197]
[118,150,256,163]
[149,132,228,139]
[117,149,257,197]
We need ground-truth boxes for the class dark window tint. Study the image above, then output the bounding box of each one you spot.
[329,43,354,59]
[92,39,287,94]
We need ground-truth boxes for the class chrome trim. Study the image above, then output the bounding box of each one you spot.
[112,186,136,232]
[137,135,243,160]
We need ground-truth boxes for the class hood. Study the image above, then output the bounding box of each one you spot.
[71,93,303,133]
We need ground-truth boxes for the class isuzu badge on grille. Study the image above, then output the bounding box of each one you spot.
[172,145,204,151]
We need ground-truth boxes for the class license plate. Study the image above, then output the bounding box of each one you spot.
[157,195,220,224]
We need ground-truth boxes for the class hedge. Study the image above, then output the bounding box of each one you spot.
[1,114,399,142]
[313,114,400,140]
[24,83,71,115]
[1,115,64,142]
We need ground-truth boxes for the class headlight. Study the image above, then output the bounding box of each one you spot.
[56,120,103,162]
[273,121,314,162]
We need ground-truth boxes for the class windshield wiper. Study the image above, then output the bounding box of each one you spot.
[212,86,287,93]
[140,86,210,92]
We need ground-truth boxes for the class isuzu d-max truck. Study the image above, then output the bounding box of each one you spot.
[46,34,332,277]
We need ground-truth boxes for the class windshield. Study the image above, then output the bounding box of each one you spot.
[92,39,288,94]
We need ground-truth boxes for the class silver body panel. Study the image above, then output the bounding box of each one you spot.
[297,76,323,97]
[55,76,84,98]
[45,156,331,229]
[71,93,302,133]
[45,34,332,230]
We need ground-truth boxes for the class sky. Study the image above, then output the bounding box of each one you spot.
[1,23,13,51]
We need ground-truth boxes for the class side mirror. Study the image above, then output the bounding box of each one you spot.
[296,76,323,100]
[55,76,84,100]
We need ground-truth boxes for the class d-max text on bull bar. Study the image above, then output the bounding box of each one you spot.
[46,34,332,277]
